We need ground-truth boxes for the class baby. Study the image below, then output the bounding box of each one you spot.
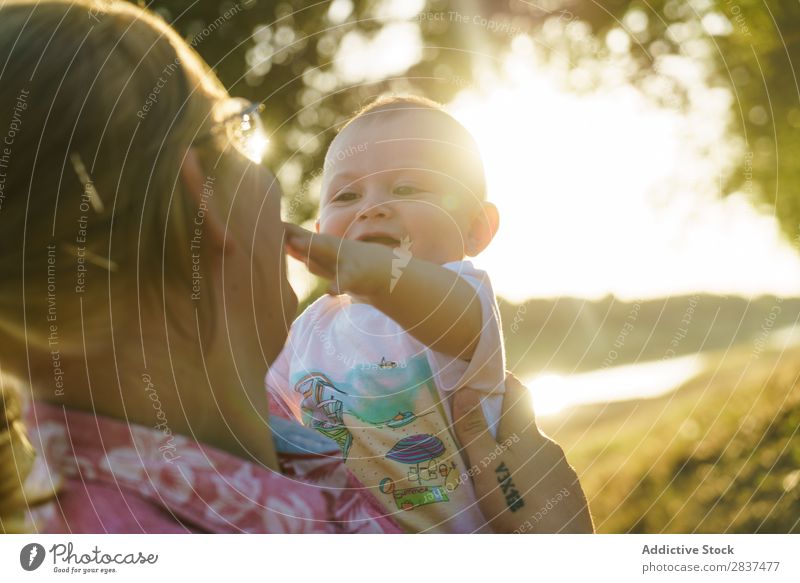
[267,96,508,533]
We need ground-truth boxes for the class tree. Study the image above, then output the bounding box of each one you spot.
[486,0,800,245]
[149,0,800,244]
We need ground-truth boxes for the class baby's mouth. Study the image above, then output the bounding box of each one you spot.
[357,235,401,248]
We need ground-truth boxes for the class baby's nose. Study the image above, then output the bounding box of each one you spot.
[358,196,393,220]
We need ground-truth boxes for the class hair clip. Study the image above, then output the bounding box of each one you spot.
[69,152,105,214]
[61,243,118,272]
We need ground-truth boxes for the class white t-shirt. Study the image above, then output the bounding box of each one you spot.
[266,260,505,533]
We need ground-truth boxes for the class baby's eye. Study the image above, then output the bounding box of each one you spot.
[393,185,423,196]
[332,191,358,203]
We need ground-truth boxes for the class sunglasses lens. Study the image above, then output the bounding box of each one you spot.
[218,99,269,163]
[239,112,268,163]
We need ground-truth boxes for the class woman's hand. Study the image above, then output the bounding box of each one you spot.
[283,222,394,297]
[452,374,594,533]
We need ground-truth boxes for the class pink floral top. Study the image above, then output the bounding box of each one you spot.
[23,401,402,533]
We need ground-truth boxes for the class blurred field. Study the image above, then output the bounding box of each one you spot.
[539,345,800,533]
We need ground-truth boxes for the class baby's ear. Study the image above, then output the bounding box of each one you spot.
[465,202,499,257]
[314,219,320,233]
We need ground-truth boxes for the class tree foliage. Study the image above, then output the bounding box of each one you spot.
[148,0,800,244]
[545,0,800,245]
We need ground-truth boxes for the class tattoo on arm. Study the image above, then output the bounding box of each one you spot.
[495,462,525,512]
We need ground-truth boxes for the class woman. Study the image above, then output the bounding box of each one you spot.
[0,0,592,533]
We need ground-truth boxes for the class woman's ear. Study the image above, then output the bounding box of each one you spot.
[465,201,499,257]
[315,219,320,234]
[179,148,233,256]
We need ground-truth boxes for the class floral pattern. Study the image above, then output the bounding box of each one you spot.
[25,403,402,534]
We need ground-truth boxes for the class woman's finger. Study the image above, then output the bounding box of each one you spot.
[497,373,543,443]
[452,388,497,468]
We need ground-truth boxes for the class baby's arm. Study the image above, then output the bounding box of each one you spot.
[284,223,481,360]
[369,253,482,360]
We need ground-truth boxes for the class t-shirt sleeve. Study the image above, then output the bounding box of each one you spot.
[265,329,303,422]
[426,261,506,396]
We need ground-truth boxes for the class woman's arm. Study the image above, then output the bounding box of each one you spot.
[284,223,482,360]
[452,374,595,533]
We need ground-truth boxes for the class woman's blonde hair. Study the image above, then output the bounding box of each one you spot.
[0,0,230,349]
[0,0,236,530]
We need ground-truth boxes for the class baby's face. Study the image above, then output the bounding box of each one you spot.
[318,110,483,265]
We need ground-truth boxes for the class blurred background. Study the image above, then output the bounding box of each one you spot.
[147,0,800,532]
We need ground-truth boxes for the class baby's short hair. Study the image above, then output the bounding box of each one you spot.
[335,95,487,201]
[342,94,447,128]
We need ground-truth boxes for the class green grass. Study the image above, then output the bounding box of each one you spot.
[539,345,800,533]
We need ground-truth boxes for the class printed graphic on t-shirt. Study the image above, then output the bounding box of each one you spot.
[292,355,464,512]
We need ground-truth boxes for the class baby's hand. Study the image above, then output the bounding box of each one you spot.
[283,222,395,297]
